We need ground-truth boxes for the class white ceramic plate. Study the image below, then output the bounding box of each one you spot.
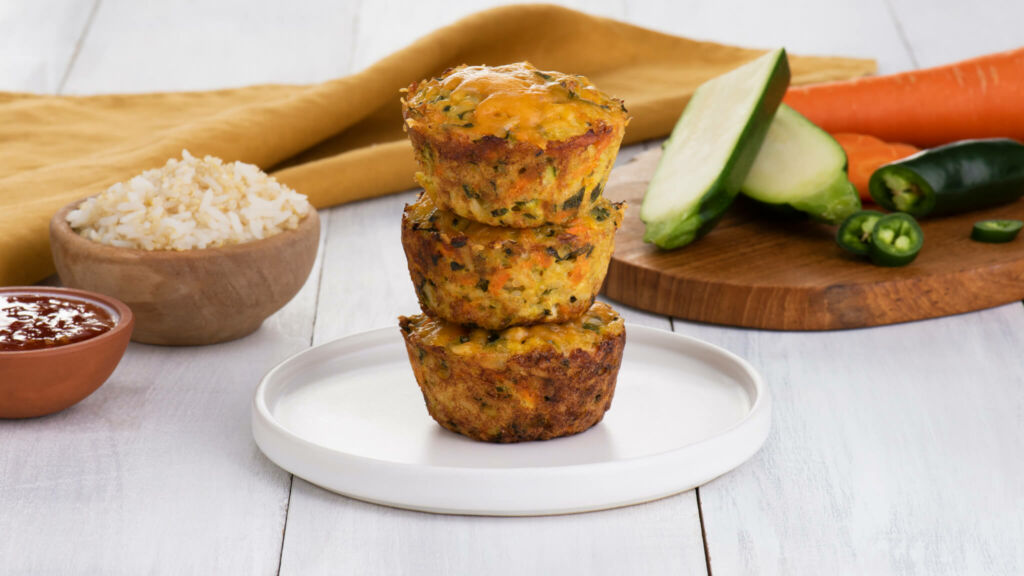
[252,324,770,516]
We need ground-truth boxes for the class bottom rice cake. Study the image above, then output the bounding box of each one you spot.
[398,301,625,443]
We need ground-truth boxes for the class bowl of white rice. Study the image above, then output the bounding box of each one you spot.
[50,151,320,346]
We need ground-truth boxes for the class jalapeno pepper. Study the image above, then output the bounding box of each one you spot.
[836,210,885,256]
[869,138,1024,217]
[971,219,1023,243]
[869,213,923,267]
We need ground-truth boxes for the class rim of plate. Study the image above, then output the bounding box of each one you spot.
[252,323,770,478]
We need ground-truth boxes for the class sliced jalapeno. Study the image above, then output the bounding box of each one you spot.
[836,210,885,256]
[869,213,923,267]
[971,219,1023,243]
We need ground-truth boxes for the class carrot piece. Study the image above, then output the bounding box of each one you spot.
[489,269,511,294]
[784,47,1024,148]
[568,260,587,285]
[832,133,919,200]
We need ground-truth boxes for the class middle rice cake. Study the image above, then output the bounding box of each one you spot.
[402,192,624,330]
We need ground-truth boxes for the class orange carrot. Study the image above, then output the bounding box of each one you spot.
[785,47,1024,148]
[564,224,585,237]
[489,269,511,294]
[568,260,587,285]
[832,133,919,201]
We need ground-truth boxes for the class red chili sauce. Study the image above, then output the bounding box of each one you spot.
[0,294,116,352]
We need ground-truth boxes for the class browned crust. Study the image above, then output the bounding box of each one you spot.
[408,122,624,227]
[398,318,626,443]
[400,197,621,329]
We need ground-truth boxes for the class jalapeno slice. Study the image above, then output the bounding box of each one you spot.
[836,210,885,256]
[869,213,923,267]
[971,219,1023,243]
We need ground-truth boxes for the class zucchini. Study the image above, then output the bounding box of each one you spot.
[741,104,861,224]
[641,48,790,249]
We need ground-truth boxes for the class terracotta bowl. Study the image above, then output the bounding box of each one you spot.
[0,286,134,419]
[50,200,320,346]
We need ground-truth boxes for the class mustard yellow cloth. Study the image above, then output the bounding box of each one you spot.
[0,4,875,286]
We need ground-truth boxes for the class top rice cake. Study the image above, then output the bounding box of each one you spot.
[402,62,629,228]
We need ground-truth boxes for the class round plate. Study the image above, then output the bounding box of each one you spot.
[251,324,771,516]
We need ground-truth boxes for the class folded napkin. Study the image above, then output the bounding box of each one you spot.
[0,4,874,286]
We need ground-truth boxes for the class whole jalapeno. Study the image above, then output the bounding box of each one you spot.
[869,138,1024,217]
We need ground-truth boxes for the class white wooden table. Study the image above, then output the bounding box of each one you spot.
[2,1,1022,574]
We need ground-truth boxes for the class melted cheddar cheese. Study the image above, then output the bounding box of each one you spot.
[403,62,628,148]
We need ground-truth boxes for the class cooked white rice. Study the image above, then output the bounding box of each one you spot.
[67,150,312,251]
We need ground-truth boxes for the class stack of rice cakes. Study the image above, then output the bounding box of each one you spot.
[398,63,630,443]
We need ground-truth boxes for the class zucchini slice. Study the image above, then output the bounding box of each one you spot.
[741,104,861,224]
[641,48,790,249]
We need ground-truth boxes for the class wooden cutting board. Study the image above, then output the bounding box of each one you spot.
[602,148,1024,330]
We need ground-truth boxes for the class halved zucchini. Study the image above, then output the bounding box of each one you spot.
[741,104,861,224]
[641,48,790,249]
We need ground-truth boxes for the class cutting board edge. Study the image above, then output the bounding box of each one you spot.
[602,257,1024,331]
[604,147,1024,331]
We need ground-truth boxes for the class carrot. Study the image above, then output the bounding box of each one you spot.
[832,133,920,201]
[784,47,1024,148]
[489,269,511,294]
[564,224,585,237]
[568,260,588,285]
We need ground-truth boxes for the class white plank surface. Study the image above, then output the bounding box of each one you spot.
[62,0,360,93]
[887,0,1024,67]
[624,0,914,73]
[282,493,702,575]
[2,0,1023,574]
[683,305,1024,574]
[0,0,96,93]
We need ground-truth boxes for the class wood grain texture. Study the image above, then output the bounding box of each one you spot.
[50,204,320,345]
[603,148,1024,330]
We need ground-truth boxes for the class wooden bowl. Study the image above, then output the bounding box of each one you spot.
[50,200,320,346]
[0,286,134,418]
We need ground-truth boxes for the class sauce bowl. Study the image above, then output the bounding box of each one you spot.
[0,286,133,418]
